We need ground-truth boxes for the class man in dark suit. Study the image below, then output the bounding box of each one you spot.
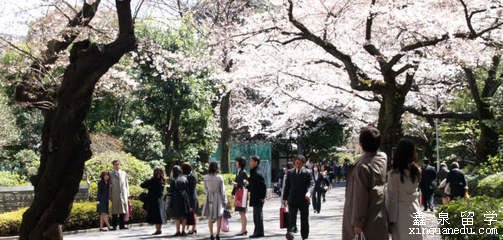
[419,159,437,211]
[249,156,267,238]
[446,161,467,199]
[283,155,314,240]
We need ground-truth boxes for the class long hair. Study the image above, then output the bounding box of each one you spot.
[393,138,421,183]
[100,171,110,183]
[153,167,166,184]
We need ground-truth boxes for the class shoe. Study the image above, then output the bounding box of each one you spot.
[181,231,187,236]
[210,235,215,240]
[187,230,197,235]
[216,235,220,240]
[172,232,181,237]
[152,230,162,235]
[286,232,294,240]
[99,228,108,232]
[119,226,129,230]
[237,231,248,236]
[250,234,264,238]
[110,227,117,231]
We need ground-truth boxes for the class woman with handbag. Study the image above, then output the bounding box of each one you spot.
[140,168,166,235]
[97,171,112,231]
[386,139,423,240]
[232,156,249,236]
[202,162,227,240]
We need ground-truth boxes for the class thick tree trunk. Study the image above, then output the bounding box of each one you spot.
[19,1,136,239]
[219,91,231,173]
[377,89,405,164]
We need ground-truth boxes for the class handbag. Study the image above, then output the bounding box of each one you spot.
[223,209,232,219]
[234,188,248,208]
[221,217,229,232]
[280,207,288,229]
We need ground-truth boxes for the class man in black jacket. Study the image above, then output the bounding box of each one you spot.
[283,155,314,240]
[446,161,467,199]
[419,160,437,211]
[249,156,267,238]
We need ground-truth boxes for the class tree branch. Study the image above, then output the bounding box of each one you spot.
[405,106,477,119]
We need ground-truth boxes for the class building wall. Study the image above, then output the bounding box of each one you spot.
[0,185,89,213]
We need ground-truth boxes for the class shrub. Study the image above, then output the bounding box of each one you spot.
[476,172,503,198]
[12,149,39,178]
[466,174,484,197]
[0,200,147,236]
[479,155,503,176]
[85,151,153,186]
[436,196,503,240]
[122,124,164,163]
[0,172,27,186]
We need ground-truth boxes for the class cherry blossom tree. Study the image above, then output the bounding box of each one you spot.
[9,0,137,238]
[218,0,502,160]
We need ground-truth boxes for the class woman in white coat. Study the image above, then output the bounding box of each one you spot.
[386,139,423,240]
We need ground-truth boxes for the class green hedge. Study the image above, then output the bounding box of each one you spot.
[0,200,146,236]
[476,172,503,198]
[436,196,503,240]
[85,151,153,186]
[0,172,27,186]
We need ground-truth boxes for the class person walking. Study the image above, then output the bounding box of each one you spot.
[140,168,166,235]
[110,160,130,230]
[446,161,467,200]
[169,165,190,236]
[249,156,267,238]
[386,139,423,240]
[437,162,450,204]
[283,155,314,240]
[182,162,199,235]
[97,171,112,231]
[342,126,388,240]
[342,158,351,181]
[419,160,437,211]
[311,164,327,214]
[202,162,227,240]
[232,156,249,236]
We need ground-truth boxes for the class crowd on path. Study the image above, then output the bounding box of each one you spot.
[94,126,468,240]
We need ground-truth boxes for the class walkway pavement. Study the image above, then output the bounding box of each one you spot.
[65,182,440,240]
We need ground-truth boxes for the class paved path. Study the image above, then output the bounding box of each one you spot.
[66,183,439,240]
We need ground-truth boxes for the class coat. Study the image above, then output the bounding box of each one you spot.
[312,171,328,193]
[169,175,190,219]
[342,151,388,240]
[110,169,129,214]
[232,169,248,211]
[202,174,227,221]
[249,167,266,207]
[282,167,314,206]
[140,178,165,224]
[446,168,467,199]
[97,180,110,213]
[186,172,199,211]
[386,170,423,240]
[419,165,437,192]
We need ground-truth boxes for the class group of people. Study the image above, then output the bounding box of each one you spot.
[342,126,469,240]
[96,125,469,240]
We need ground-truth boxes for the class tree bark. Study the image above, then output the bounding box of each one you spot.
[377,87,406,163]
[219,91,231,173]
[19,1,136,239]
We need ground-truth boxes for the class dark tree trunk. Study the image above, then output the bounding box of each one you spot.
[377,88,406,164]
[219,91,231,173]
[18,1,136,239]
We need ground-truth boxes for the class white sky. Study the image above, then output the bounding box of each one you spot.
[0,0,45,37]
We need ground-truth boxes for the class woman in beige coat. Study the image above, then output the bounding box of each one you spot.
[342,126,388,240]
[386,139,423,240]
